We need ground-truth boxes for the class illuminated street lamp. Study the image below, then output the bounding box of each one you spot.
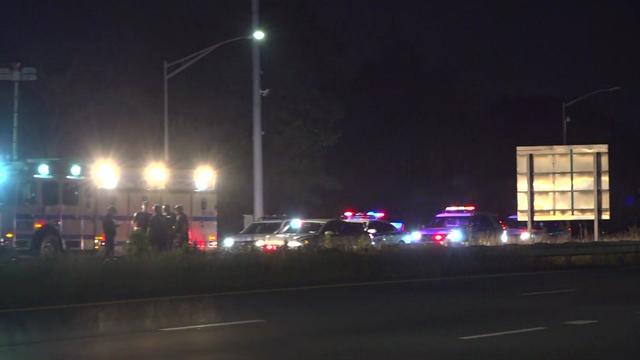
[252,30,265,40]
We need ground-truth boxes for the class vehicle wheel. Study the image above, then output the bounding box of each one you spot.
[39,234,63,257]
[397,241,406,247]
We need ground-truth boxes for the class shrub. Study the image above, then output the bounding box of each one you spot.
[126,230,151,258]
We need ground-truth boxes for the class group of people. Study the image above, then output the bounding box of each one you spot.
[101,201,190,256]
[132,201,190,251]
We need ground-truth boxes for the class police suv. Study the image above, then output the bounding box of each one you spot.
[416,206,507,246]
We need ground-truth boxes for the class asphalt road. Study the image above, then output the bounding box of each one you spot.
[1,267,639,359]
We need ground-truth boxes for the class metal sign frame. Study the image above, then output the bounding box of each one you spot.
[516,144,609,240]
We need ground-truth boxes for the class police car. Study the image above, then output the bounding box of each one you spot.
[341,211,408,247]
[417,206,507,246]
[222,217,288,251]
[0,158,218,255]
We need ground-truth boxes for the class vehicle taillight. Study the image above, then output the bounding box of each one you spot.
[207,234,217,248]
[34,220,45,229]
[499,221,507,230]
[94,235,104,249]
[433,234,445,241]
[263,244,278,252]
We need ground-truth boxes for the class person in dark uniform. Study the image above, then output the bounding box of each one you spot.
[132,201,151,233]
[103,206,118,257]
[174,205,190,248]
[163,204,177,250]
[149,204,167,252]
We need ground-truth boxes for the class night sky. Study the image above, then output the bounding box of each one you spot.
[1,1,639,233]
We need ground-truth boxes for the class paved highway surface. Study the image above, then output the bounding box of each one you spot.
[1,267,639,359]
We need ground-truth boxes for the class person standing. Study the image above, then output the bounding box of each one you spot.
[132,201,152,233]
[149,204,168,252]
[103,206,118,257]
[163,204,177,250]
[174,205,190,249]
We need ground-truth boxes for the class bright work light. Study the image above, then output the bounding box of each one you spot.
[36,163,50,177]
[91,159,120,190]
[144,162,169,190]
[194,165,216,191]
[69,164,82,177]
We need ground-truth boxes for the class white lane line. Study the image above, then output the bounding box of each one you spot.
[521,288,576,296]
[159,319,266,331]
[459,327,547,340]
[563,320,598,326]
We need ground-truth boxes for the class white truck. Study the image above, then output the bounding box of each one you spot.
[0,158,218,255]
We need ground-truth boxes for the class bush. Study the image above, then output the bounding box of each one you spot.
[126,230,151,258]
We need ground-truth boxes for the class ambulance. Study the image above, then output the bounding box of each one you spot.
[0,158,218,255]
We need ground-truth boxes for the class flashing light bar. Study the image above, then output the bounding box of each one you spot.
[366,211,385,218]
[343,211,386,219]
[445,206,476,212]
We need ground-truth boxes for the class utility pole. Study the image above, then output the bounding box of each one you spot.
[163,60,169,162]
[0,64,37,161]
[252,0,264,219]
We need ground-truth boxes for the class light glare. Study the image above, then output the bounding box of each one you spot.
[447,229,464,242]
[37,163,50,177]
[144,162,169,189]
[91,159,121,190]
[70,164,82,177]
[252,30,265,40]
[194,165,216,191]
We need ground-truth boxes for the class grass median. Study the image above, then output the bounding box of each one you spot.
[0,243,637,310]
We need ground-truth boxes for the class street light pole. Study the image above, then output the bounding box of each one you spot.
[163,60,169,162]
[562,86,621,145]
[12,79,20,161]
[252,0,264,219]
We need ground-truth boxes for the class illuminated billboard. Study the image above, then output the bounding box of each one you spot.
[516,144,609,221]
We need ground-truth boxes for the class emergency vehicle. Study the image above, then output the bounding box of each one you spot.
[417,206,506,246]
[0,158,218,255]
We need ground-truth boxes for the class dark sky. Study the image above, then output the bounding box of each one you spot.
[1,1,639,230]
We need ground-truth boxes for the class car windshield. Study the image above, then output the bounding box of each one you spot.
[429,216,470,228]
[282,221,324,234]
[240,222,282,235]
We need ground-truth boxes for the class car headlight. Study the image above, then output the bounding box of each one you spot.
[287,240,303,248]
[223,237,235,247]
[446,229,464,242]
[501,230,508,243]
[255,239,265,247]
[520,231,531,241]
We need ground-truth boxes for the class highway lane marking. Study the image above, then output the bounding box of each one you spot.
[521,288,576,296]
[459,327,547,340]
[0,269,586,314]
[563,320,598,325]
[159,319,266,331]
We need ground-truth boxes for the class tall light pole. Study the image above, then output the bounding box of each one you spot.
[562,86,621,145]
[252,0,264,219]
[163,32,265,163]
[0,64,37,161]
